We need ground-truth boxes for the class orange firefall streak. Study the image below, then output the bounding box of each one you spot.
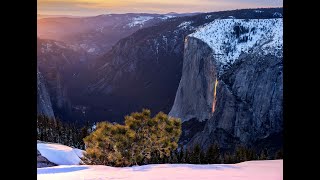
[212,78,218,112]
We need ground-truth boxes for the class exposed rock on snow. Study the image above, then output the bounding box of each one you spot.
[37,143,84,166]
[37,150,57,168]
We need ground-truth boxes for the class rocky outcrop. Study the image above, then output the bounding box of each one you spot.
[179,118,207,145]
[37,70,55,119]
[37,149,57,168]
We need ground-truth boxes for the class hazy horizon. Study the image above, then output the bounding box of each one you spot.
[37,11,200,18]
[38,0,282,17]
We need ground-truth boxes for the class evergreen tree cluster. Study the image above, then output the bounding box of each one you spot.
[147,144,283,165]
[37,113,283,166]
[37,114,91,149]
[82,109,182,167]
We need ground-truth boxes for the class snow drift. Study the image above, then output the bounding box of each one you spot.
[37,143,282,179]
[38,160,283,180]
[37,143,84,165]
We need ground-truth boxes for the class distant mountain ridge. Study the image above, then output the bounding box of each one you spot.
[37,13,191,56]
[87,8,283,123]
[37,8,283,130]
[37,14,83,19]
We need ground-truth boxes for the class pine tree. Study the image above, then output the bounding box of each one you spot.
[184,150,191,164]
[246,148,255,161]
[274,149,283,159]
[189,144,201,164]
[37,114,86,149]
[170,149,179,163]
[200,150,206,164]
[259,149,268,160]
[223,152,232,164]
[56,120,62,144]
[150,151,160,164]
[43,115,49,141]
[178,146,184,163]
[82,109,182,166]
[235,146,246,163]
[206,144,220,164]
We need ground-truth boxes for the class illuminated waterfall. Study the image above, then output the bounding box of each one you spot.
[212,78,218,112]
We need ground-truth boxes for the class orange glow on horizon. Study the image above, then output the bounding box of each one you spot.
[38,0,283,16]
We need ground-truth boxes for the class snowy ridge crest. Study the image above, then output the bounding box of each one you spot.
[189,18,283,74]
[127,16,154,27]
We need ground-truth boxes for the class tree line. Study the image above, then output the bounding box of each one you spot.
[168,144,283,165]
[37,110,282,167]
[37,114,91,149]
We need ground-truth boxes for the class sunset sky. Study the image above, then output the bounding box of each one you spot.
[38,0,283,16]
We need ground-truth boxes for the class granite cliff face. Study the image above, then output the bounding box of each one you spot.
[37,70,55,119]
[37,38,84,121]
[169,18,283,151]
[169,37,217,122]
[188,53,283,151]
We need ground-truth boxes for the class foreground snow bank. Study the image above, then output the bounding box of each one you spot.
[37,143,84,165]
[38,160,282,180]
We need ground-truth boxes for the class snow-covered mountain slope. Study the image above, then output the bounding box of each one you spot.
[189,18,283,74]
[169,17,283,151]
[37,143,84,165]
[37,160,283,180]
[127,16,155,27]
